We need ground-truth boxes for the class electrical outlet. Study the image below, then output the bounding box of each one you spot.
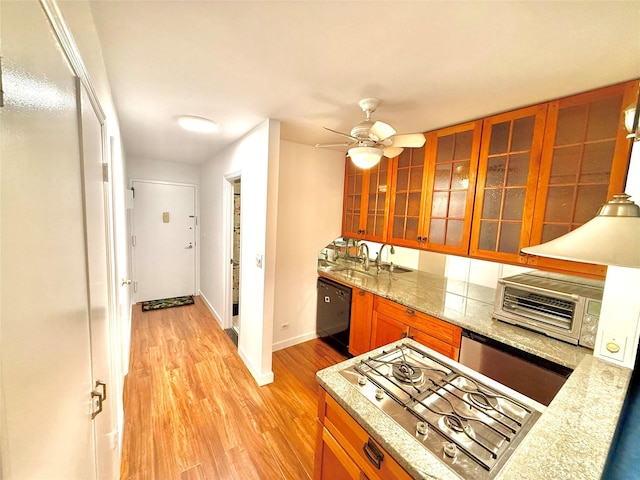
[281,323,289,330]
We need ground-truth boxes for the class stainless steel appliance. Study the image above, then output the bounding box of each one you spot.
[459,330,572,406]
[493,270,604,348]
[339,342,544,480]
[316,277,352,355]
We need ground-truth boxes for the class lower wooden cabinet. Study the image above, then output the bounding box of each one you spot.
[371,296,462,360]
[349,289,374,357]
[315,389,413,480]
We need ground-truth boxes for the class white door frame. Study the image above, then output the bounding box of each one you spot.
[223,171,241,330]
[129,179,199,303]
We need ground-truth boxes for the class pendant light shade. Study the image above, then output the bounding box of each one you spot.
[521,194,640,268]
[348,146,383,169]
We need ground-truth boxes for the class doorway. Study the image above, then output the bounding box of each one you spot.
[224,175,241,347]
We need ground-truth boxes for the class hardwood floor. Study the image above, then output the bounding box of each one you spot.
[120,296,347,480]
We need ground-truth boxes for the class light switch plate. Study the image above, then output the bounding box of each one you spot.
[599,331,627,362]
[255,254,263,268]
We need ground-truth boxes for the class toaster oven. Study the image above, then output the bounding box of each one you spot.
[493,271,604,348]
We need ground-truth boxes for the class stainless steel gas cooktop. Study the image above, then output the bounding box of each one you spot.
[339,342,544,480]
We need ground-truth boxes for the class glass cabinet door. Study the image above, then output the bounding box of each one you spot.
[363,157,390,241]
[470,105,547,262]
[528,80,636,276]
[422,121,482,254]
[387,146,426,247]
[341,158,365,237]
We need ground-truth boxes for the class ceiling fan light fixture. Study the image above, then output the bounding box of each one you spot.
[178,115,219,133]
[348,146,383,169]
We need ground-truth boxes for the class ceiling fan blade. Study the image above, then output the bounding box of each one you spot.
[391,133,426,148]
[323,127,357,141]
[383,146,404,158]
[315,142,354,148]
[369,121,396,142]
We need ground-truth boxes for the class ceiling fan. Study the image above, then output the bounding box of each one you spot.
[315,98,426,168]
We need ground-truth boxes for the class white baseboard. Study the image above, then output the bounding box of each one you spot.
[272,331,318,352]
[198,290,224,328]
[238,345,274,386]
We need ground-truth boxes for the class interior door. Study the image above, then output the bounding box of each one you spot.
[0,1,96,477]
[78,80,116,479]
[132,181,196,302]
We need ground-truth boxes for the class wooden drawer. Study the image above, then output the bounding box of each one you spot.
[374,296,462,347]
[319,391,412,480]
[411,328,460,361]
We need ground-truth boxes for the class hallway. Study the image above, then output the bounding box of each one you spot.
[120,296,347,479]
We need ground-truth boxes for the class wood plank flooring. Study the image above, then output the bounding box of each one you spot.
[120,296,347,480]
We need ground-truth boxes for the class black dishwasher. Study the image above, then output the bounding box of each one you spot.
[316,277,352,356]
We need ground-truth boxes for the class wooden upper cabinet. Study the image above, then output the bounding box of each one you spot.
[341,156,390,242]
[526,80,637,277]
[387,145,427,248]
[469,105,548,264]
[422,121,482,254]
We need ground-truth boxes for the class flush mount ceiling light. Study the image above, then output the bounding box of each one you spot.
[348,146,383,169]
[521,194,640,268]
[177,115,219,133]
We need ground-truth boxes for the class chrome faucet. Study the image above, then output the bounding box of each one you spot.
[375,244,395,273]
[359,242,370,271]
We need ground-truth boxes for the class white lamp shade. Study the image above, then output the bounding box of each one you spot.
[348,146,383,169]
[521,194,640,268]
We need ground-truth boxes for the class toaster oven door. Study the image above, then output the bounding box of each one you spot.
[494,281,584,344]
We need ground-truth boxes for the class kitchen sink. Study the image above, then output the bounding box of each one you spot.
[378,264,412,273]
[327,267,376,281]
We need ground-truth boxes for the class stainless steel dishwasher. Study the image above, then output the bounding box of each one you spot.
[316,277,352,356]
[458,330,572,406]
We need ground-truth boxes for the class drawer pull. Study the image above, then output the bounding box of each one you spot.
[359,289,366,296]
[406,308,415,316]
[363,438,384,469]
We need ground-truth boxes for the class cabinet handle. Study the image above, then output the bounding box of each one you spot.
[363,438,384,469]
[359,289,366,296]
[406,308,415,316]
[401,331,408,338]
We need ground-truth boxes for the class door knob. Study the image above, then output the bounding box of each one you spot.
[91,381,107,419]
[186,242,193,249]
[121,279,131,286]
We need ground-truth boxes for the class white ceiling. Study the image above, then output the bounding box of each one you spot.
[89,1,640,165]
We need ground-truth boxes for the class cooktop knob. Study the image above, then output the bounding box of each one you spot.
[444,442,457,458]
[358,375,367,386]
[416,421,429,436]
[375,388,384,400]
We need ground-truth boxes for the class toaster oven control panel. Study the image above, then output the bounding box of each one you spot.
[578,300,602,348]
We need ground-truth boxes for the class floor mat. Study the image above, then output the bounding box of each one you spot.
[141,295,194,312]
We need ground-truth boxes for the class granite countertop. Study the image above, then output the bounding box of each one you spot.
[316,259,633,479]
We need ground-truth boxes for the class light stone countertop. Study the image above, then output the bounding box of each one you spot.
[316,260,633,479]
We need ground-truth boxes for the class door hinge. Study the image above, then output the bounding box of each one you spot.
[131,235,136,247]
[102,163,109,183]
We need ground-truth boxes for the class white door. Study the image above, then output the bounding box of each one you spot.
[1,1,99,478]
[132,181,196,302]
[78,80,116,479]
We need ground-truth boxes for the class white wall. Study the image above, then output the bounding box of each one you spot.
[272,141,345,351]
[199,119,279,385]
[594,144,640,369]
[127,156,201,186]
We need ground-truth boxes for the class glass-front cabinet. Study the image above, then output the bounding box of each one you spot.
[388,122,481,255]
[341,156,390,242]
[527,81,637,276]
[469,105,548,263]
[422,121,482,254]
